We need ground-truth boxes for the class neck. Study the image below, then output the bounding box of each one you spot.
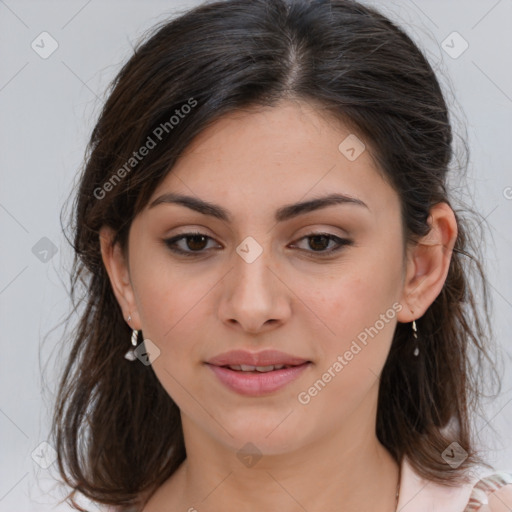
[187,444,398,512]
[151,415,400,512]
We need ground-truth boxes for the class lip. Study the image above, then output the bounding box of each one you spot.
[206,349,310,367]
[206,362,311,396]
[205,349,312,397]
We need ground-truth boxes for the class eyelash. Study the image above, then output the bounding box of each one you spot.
[163,231,353,258]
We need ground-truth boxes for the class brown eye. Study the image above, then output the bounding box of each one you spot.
[307,234,331,251]
[164,232,220,256]
[291,232,353,256]
[185,234,209,251]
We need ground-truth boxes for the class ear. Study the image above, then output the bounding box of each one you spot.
[397,202,458,322]
[99,226,141,330]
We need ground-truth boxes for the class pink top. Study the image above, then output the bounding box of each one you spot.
[397,456,512,512]
[100,456,512,512]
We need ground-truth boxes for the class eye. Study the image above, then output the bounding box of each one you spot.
[290,232,353,256]
[164,231,221,257]
[163,231,353,258]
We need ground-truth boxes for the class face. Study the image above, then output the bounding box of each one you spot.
[104,99,412,456]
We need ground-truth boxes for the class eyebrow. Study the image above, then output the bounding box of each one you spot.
[148,192,369,223]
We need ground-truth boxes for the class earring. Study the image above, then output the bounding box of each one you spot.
[412,319,419,357]
[125,314,139,361]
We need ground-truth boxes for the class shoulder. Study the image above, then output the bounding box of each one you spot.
[464,471,512,511]
[397,456,512,512]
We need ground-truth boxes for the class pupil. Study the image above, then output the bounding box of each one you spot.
[187,235,207,251]
[309,235,329,251]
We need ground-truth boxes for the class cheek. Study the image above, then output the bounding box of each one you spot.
[128,247,203,347]
[129,259,212,406]
[128,252,226,393]
[296,277,402,422]
[134,270,211,345]
[306,255,403,372]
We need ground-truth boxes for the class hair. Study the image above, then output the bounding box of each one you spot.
[49,0,502,510]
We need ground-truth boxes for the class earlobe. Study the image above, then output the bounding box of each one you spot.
[99,226,141,329]
[397,202,458,323]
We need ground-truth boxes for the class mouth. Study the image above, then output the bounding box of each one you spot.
[205,358,312,396]
[206,349,310,368]
[218,363,303,373]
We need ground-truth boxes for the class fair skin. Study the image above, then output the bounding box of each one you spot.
[100,99,457,512]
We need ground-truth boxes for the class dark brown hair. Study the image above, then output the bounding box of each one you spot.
[49,0,502,509]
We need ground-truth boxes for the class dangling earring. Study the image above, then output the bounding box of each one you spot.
[412,319,419,357]
[125,314,139,361]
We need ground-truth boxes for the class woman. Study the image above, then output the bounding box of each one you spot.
[51,0,512,511]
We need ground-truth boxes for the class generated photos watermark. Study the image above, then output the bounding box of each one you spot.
[93,97,198,200]
[297,301,403,405]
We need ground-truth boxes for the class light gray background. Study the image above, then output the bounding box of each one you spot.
[1,1,511,510]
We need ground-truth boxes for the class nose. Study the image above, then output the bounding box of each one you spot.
[217,245,291,334]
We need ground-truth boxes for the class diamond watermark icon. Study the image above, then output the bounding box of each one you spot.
[31,441,57,469]
[31,31,59,59]
[338,134,366,161]
[32,237,58,263]
[236,442,262,468]
[133,339,161,366]
[236,236,263,264]
[442,441,468,468]
[441,32,469,59]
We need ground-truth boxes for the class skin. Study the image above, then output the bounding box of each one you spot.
[100,99,457,512]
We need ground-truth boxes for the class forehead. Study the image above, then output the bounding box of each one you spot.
[146,100,399,221]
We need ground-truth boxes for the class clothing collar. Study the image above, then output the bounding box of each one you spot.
[397,456,476,512]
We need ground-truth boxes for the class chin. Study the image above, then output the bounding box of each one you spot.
[217,419,307,455]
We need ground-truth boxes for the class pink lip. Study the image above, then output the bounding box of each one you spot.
[207,362,311,396]
[206,349,309,367]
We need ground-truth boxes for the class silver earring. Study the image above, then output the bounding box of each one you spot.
[412,319,419,357]
[125,315,139,361]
